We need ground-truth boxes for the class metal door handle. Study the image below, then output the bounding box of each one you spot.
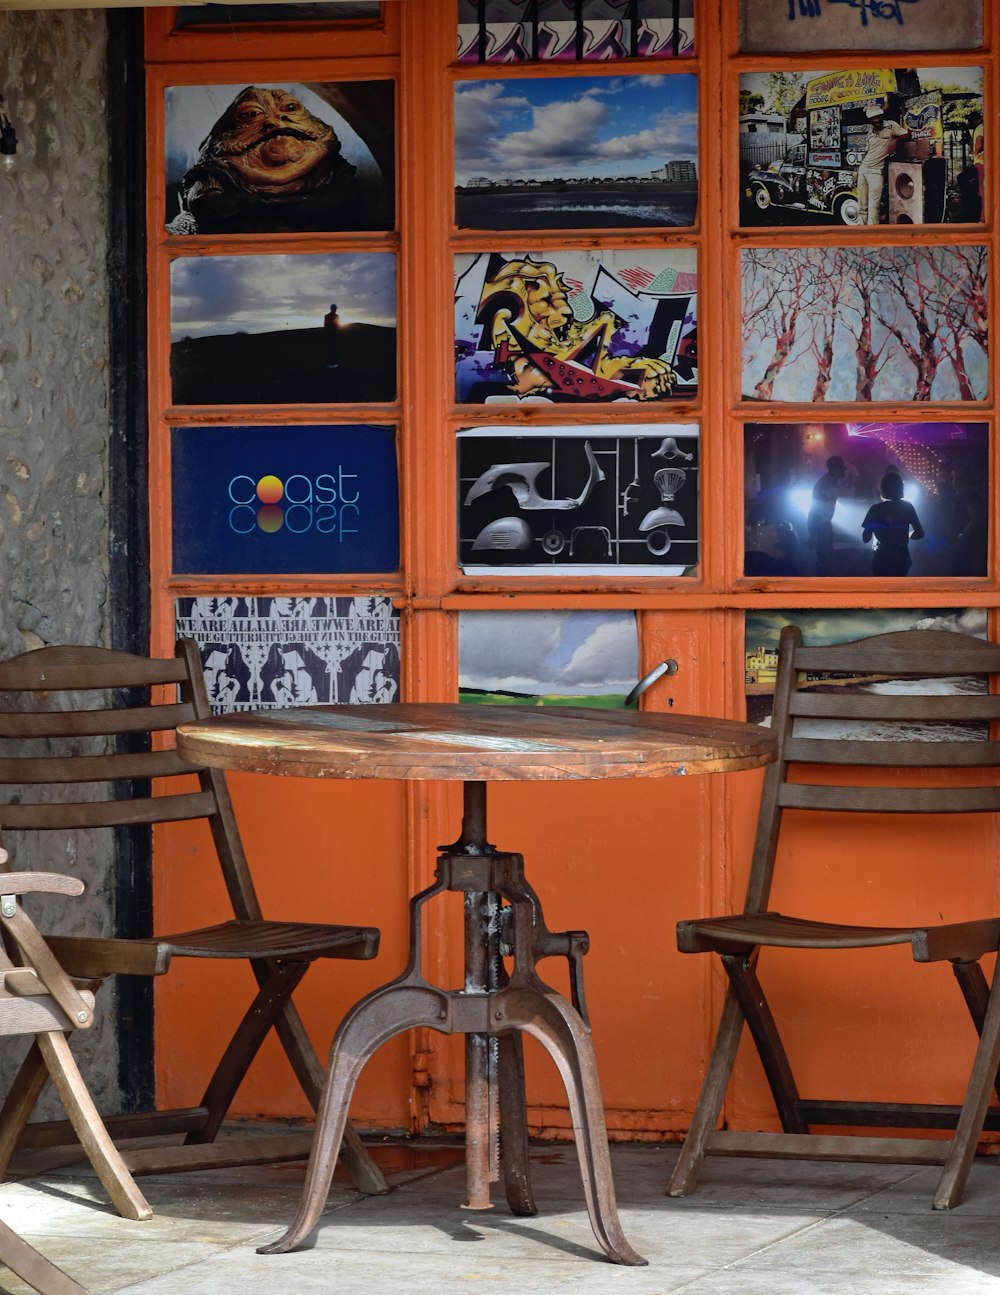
[625,659,679,707]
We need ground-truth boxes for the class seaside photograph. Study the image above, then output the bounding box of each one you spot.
[455,74,697,230]
[744,606,987,737]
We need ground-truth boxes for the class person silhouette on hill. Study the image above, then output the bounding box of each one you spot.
[861,471,924,577]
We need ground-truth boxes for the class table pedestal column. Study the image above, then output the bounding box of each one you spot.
[258,780,646,1267]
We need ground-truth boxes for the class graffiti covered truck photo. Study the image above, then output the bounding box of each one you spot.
[740,66,983,227]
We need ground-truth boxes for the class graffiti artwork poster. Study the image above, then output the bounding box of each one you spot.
[170,253,396,406]
[744,422,988,580]
[456,248,697,404]
[176,595,400,714]
[457,0,694,63]
[459,424,698,575]
[739,67,984,228]
[744,606,987,737]
[458,609,639,707]
[739,1,982,53]
[171,424,399,575]
[741,245,988,404]
[164,81,395,235]
[455,75,698,231]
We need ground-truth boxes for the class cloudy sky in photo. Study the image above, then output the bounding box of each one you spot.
[454,74,698,185]
[458,610,639,696]
[170,253,396,340]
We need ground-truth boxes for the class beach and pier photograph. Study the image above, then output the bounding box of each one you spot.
[455,74,698,230]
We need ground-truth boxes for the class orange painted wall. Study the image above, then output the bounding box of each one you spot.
[144,1,1000,1140]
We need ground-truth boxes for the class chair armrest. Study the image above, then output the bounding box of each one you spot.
[43,935,170,978]
[0,871,84,899]
[0,875,93,1025]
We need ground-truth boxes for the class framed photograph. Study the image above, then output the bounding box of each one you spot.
[165,81,395,235]
[170,424,399,575]
[456,248,697,404]
[457,0,694,63]
[169,252,397,406]
[455,74,698,230]
[741,245,987,403]
[176,595,401,712]
[458,609,640,706]
[739,1,982,53]
[745,607,988,735]
[739,67,984,228]
[744,422,988,579]
[459,424,699,575]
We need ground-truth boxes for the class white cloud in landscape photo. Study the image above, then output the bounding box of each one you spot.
[170,253,396,341]
[458,610,639,697]
[454,75,698,186]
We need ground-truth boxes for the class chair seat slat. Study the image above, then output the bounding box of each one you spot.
[678,913,1000,962]
[0,749,196,784]
[783,737,1000,767]
[0,791,218,830]
[778,783,1000,813]
[0,701,196,739]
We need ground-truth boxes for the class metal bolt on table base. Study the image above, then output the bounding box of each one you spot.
[258,779,647,1266]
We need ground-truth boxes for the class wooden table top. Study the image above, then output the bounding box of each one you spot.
[176,703,775,782]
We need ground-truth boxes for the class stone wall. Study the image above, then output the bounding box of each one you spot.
[0,10,118,1112]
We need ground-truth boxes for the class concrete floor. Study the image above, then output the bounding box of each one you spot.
[5,1135,1000,1294]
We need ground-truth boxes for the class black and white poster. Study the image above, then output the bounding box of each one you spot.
[175,595,401,713]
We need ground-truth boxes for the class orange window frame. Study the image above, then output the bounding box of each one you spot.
[143,0,1000,1139]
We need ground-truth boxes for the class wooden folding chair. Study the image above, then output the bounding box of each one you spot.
[669,626,1000,1210]
[0,862,150,1295]
[0,641,386,1203]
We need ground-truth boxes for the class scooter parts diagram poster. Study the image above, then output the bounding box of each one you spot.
[175,596,401,713]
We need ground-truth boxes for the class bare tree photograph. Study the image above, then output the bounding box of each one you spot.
[741,244,988,403]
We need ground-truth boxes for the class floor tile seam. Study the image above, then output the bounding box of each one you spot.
[107,1233,271,1294]
[653,1208,848,1291]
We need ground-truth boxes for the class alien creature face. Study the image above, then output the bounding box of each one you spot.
[205,87,341,191]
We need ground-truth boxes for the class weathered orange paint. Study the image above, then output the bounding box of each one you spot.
[144,0,1000,1142]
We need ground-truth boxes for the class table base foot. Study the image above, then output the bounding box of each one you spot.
[257,982,446,1256]
[258,976,645,1265]
[497,983,647,1267]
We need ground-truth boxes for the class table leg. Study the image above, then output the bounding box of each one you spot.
[462,888,497,1211]
[258,780,645,1266]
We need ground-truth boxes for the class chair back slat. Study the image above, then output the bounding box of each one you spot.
[0,645,189,690]
[778,784,1000,814]
[0,701,196,740]
[788,693,1000,722]
[793,630,1000,677]
[0,750,195,785]
[0,791,219,831]
[783,737,1000,768]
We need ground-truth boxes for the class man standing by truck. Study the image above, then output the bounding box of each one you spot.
[856,103,910,224]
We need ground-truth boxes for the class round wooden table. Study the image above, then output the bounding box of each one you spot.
[177,703,774,1267]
